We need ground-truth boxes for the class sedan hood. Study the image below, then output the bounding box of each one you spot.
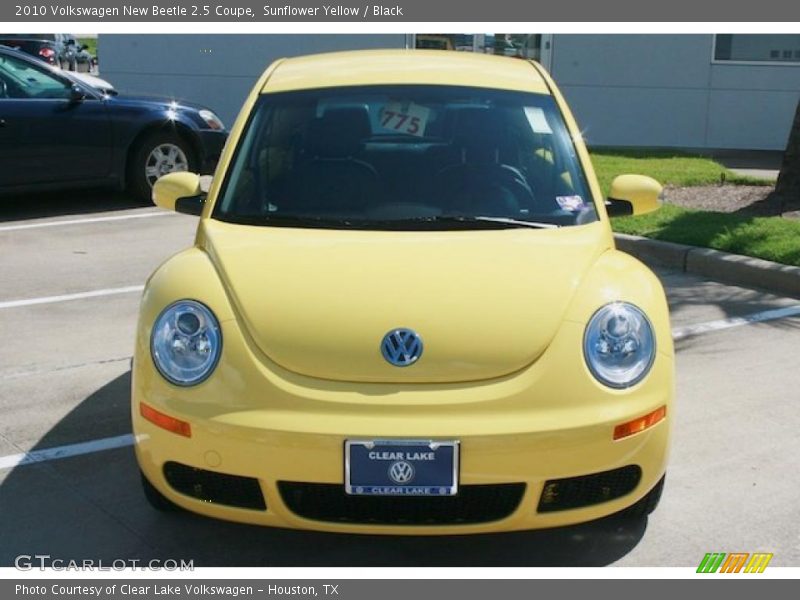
[201,220,610,383]
[104,94,209,112]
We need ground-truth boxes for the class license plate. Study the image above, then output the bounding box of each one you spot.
[345,440,459,496]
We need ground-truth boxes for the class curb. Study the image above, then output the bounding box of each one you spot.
[614,233,800,299]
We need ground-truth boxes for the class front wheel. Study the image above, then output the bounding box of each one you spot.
[127,131,196,203]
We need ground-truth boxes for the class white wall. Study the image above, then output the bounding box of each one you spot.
[99,34,408,127]
[551,34,800,150]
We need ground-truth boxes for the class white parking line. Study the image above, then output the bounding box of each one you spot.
[0,434,134,471]
[0,285,144,310]
[672,305,800,340]
[0,211,171,232]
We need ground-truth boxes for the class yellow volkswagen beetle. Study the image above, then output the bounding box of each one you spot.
[133,50,673,534]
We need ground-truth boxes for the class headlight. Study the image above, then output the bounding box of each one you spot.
[150,300,222,386]
[583,302,655,389]
[198,109,224,131]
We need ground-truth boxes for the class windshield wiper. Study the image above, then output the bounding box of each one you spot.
[216,214,560,230]
[472,216,560,229]
[218,214,362,228]
[390,216,560,229]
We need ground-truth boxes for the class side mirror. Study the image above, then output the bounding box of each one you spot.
[68,84,85,103]
[152,172,205,215]
[606,174,662,217]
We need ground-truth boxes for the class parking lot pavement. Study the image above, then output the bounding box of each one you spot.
[1,195,799,567]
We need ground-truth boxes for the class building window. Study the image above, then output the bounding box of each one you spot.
[715,34,800,63]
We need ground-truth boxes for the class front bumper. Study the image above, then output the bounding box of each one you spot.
[132,317,672,535]
[135,412,668,535]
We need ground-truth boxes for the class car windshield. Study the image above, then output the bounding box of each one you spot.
[214,85,597,230]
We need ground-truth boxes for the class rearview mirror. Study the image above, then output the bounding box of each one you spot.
[606,174,662,217]
[152,172,205,215]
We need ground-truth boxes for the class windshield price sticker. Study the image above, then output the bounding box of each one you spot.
[524,106,553,135]
[379,102,430,136]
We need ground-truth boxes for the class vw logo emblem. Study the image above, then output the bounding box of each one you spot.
[381,328,423,367]
[388,461,415,484]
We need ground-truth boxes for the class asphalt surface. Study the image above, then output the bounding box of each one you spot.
[1,190,799,568]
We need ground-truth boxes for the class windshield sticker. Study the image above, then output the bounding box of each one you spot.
[556,195,586,211]
[524,106,553,135]
[379,102,430,136]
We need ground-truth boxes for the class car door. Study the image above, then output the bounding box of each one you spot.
[0,51,112,188]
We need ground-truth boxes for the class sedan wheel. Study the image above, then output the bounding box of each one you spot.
[128,131,196,203]
[144,143,190,188]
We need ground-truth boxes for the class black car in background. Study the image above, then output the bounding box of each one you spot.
[0,33,94,71]
[0,33,71,68]
[0,45,227,202]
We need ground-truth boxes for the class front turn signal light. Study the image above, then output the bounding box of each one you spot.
[613,406,666,440]
[140,402,192,437]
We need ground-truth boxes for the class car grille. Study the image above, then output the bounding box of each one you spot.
[537,465,642,512]
[277,482,525,525]
[163,462,266,510]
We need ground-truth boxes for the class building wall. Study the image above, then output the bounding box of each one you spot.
[551,34,800,150]
[100,34,800,151]
[99,34,408,127]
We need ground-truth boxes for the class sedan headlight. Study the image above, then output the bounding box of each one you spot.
[583,302,655,389]
[198,109,225,131]
[151,300,222,386]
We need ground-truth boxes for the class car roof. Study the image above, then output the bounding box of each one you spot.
[262,49,551,95]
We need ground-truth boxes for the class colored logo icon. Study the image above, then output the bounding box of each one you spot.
[697,552,773,573]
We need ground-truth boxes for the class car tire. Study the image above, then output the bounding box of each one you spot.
[140,471,183,512]
[618,474,665,519]
[127,131,197,204]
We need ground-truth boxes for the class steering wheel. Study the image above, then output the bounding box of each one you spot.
[435,164,535,215]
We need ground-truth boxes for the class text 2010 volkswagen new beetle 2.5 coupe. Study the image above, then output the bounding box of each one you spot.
[133,50,674,533]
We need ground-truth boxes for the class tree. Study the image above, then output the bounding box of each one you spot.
[774,97,800,211]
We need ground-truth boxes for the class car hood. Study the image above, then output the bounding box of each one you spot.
[103,94,208,112]
[200,219,611,383]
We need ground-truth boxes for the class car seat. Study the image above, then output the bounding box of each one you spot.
[288,106,378,215]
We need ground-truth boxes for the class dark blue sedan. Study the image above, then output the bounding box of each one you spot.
[0,45,227,201]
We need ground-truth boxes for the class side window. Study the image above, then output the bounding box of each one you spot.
[0,53,71,100]
[715,34,800,63]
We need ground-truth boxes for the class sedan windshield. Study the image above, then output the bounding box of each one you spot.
[214,85,597,229]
